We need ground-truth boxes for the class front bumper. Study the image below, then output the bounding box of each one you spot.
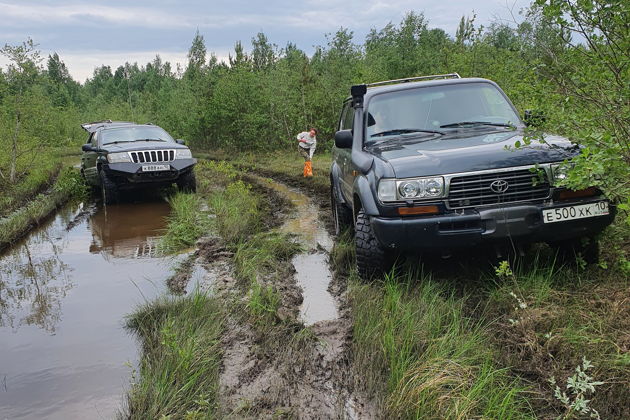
[371,198,616,251]
[103,158,196,188]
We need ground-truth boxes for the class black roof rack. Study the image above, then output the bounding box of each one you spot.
[366,73,461,88]
[80,120,136,133]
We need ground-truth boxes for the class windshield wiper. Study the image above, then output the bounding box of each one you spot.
[439,121,515,129]
[371,128,444,137]
[106,140,135,145]
[134,138,167,142]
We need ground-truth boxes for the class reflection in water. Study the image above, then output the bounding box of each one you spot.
[0,199,176,419]
[89,201,170,259]
[0,223,73,333]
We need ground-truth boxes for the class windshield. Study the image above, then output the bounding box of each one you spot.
[100,126,175,145]
[365,82,520,142]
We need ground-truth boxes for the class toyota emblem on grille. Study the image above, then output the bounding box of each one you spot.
[490,179,509,193]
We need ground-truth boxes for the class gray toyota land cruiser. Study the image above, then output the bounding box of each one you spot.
[80,120,197,204]
[329,74,615,280]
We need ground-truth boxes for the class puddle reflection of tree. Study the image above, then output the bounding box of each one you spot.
[0,230,73,333]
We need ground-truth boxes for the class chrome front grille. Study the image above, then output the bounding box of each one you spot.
[448,168,550,209]
[129,149,175,163]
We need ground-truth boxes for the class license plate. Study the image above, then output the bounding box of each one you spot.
[142,164,170,172]
[543,201,609,224]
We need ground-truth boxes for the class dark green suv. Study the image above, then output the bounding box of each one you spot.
[80,120,197,204]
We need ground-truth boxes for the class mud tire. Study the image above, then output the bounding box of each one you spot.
[551,236,600,265]
[99,169,119,205]
[331,185,353,236]
[177,170,197,193]
[355,209,392,281]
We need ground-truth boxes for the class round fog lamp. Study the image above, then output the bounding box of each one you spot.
[399,181,420,198]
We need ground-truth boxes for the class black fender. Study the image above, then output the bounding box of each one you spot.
[330,162,347,204]
[353,175,379,218]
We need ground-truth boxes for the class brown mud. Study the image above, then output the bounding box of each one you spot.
[191,174,373,418]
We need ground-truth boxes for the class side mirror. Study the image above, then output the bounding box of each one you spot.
[176,139,186,145]
[82,144,94,152]
[524,110,546,127]
[334,130,353,149]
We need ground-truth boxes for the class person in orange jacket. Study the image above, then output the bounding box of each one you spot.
[296,128,317,177]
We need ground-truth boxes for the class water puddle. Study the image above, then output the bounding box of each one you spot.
[251,176,337,325]
[291,253,336,325]
[0,199,178,419]
[183,257,222,296]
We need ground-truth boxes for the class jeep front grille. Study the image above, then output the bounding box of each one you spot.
[448,169,550,209]
[129,150,175,163]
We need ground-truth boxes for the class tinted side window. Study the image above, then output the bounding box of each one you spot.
[89,133,97,146]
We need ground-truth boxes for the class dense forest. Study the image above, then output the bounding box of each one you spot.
[1,1,628,209]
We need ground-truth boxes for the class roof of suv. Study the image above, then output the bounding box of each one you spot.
[361,77,499,100]
[81,120,153,133]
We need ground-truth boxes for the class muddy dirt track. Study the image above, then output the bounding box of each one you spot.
[179,174,374,418]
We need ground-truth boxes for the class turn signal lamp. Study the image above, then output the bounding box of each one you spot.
[397,205,440,216]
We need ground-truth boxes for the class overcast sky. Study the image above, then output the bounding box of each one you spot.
[0,0,529,82]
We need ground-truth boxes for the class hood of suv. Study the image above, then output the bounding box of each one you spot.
[367,129,579,178]
[102,141,189,153]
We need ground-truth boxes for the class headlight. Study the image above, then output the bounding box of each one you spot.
[551,162,572,183]
[425,179,443,197]
[107,152,131,163]
[175,149,192,159]
[378,177,445,202]
[377,179,397,202]
[399,181,420,198]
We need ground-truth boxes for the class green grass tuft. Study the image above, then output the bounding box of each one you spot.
[209,180,262,245]
[122,292,224,419]
[233,231,301,285]
[351,267,533,419]
[159,193,211,253]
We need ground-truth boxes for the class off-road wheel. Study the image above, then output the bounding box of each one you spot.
[177,170,197,193]
[355,209,393,281]
[331,184,353,236]
[551,236,600,266]
[99,169,119,205]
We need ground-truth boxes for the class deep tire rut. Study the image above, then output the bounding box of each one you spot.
[199,174,373,419]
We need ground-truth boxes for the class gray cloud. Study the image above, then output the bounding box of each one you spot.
[0,0,529,82]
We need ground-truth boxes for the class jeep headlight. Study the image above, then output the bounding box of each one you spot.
[175,149,192,159]
[107,152,131,163]
[378,177,445,202]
